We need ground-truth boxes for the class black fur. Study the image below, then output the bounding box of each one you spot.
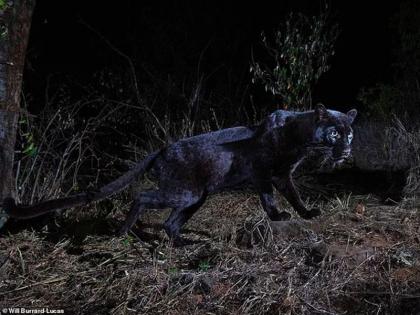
[3,104,357,245]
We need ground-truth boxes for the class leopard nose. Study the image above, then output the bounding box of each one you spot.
[342,149,351,157]
[334,148,351,161]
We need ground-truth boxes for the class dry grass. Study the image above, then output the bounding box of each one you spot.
[1,192,419,314]
[2,103,420,314]
[353,118,420,196]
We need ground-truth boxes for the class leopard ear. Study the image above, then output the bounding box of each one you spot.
[315,103,329,122]
[347,109,358,124]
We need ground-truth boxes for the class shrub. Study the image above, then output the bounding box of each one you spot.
[357,84,402,120]
[250,7,338,109]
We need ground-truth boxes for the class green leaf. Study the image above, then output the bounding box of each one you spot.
[168,267,179,275]
[23,143,38,157]
[122,235,134,246]
[198,259,210,272]
[22,143,34,154]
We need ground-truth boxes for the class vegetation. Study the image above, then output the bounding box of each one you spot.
[358,0,420,120]
[1,3,420,314]
[0,0,6,10]
[250,7,338,109]
[1,192,419,314]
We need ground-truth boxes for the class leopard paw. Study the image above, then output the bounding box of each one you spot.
[302,208,321,219]
[117,226,129,237]
[172,236,195,247]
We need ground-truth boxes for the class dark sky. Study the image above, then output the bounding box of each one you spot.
[25,0,400,112]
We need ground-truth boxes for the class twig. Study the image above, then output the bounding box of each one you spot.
[345,291,420,299]
[16,247,25,274]
[79,19,141,105]
[0,277,67,295]
[97,250,130,267]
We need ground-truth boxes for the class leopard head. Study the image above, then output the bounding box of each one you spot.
[312,104,357,167]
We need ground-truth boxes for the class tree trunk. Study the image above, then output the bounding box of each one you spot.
[0,0,35,220]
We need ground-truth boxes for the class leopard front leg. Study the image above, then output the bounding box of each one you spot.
[272,159,321,219]
[254,169,291,221]
[259,191,292,221]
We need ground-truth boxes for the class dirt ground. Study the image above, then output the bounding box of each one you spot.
[1,191,419,314]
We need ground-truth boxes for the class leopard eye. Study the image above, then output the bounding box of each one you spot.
[330,130,338,138]
[326,129,339,144]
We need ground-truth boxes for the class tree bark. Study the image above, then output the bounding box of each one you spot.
[0,1,35,209]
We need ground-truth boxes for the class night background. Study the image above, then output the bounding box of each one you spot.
[25,0,398,112]
[1,0,420,313]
